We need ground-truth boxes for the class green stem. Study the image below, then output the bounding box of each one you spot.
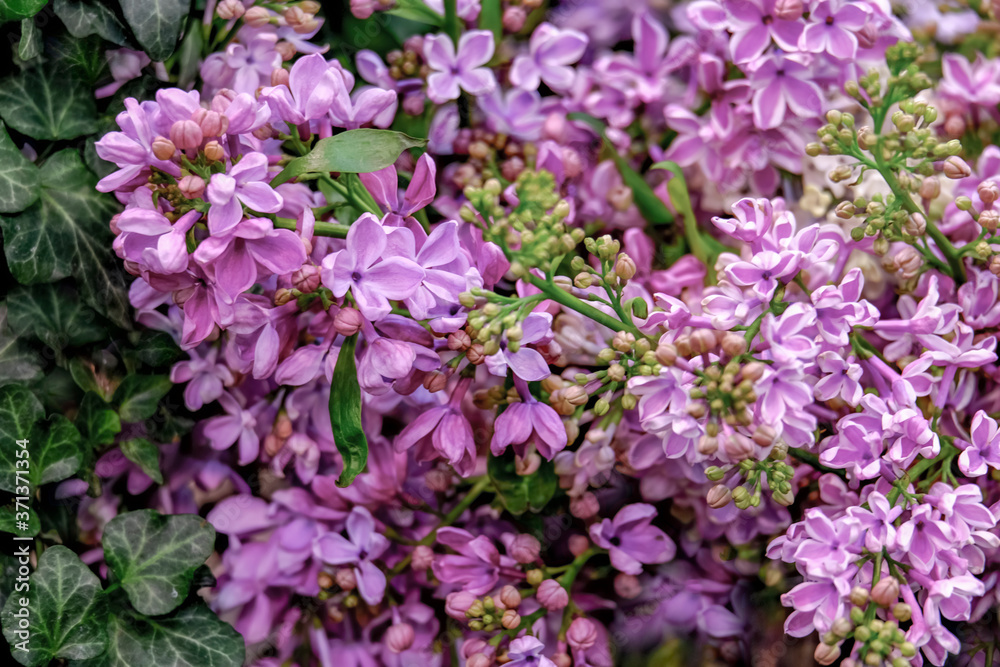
[444,0,461,43]
[274,217,349,238]
[788,448,846,479]
[320,175,380,216]
[523,273,638,336]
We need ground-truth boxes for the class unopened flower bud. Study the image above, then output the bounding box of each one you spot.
[178,174,205,199]
[334,307,364,336]
[980,209,999,233]
[721,332,747,357]
[501,609,521,629]
[152,136,176,160]
[411,545,434,571]
[467,654,492,667]
[335,567,357,590]
[614,572,641,599]
[707,484,732,509]
[892,602,912,622]
[244,6,272,27]
[567,618,598,652]
[448,330,472,351]
[979,181,1000,206]
[568,534,590,557]
[500,585,521,609]
[904,212,926,236]
[273,288,294,306]
[446,591,476,619]
[943,156,972,179]
[217,0,246,20]
[614,254,637,280]
[849,586,869,607]
[525,569,544,586]
[552,654,571,667]
[723,433,755,461]
[536,579,569,611]
[871,577,900,606]
[204,140,225,162]
[503,6,527,32]
[385,623,415,653]
[466,343,486,364]
[570,492,600,519]
[919,175,940,199]
[170,119,203,150]
[271,67,291,87]
[835,201,856,219]
[831,617,853,637]
[814,643,840,665]
[732,486,751,509]
[509,534,541,564]
[192,108,228,137]
[829,164,854,182]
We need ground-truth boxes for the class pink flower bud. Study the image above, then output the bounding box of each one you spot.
[499,585,521,609]
[350,0,377,19]
[447,330,472,351]
[773,0,803,20]
[216,0,245,20]
[979,181,1000,206]
[870,577,900,606]
[334,307,364,336]
[151,136,176,160]
[422,371,448,393]
[173,286,196,306]
[402,93,426,116]
[543,113,568,143]
[292,264,320,293]
[721,332,747,357]
[335,567,357,590]
[536,579,569,611]
[614,573,641,599]
[980,209,1000,234]
[566,618,598,652]
[855,23,877,49]
[445,591,476,620]
[385,623,415,653]
[275,41,297,61]
[509,534,541,564]
[552,654,571,667]
[568,534,590,557]
[569,492,600,519]
[271,67,291,87]
[814,643,839,665]
[192,108,228,137]
[515,452,541,475]
[944,114,966,138]
[425,469,452,492]
[919,176,940,199]
[170,119,203,150]
[503,6,527,32]
[411,545,434,571]
[244,6,272,27]
[943,156,972,179]
[501,609,521,629]
[722,433,755,461]
[462,639,489,659]
[178,174,206,199]
[467,654,492,667]
[110,214,122,236]
[707,484,732,509]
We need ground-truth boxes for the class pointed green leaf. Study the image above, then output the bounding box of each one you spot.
[30,415,84,487]
[330,334,368,487]
[73,604,244,667]
[487,450,558,515]
[75,392,121,446]
[0,0,47,21]
[54,0,128,45]
[119,0,187,61]
[130,330,182,368]
[0,67,97,141]
[7,283,107,350]
[0,150,130,329]
[113,375,172,423]
[0,385,43,493]
[0,122,40,214]
[272,129,426,187]
[119,438,163,485]
[18,17,41,60]
[0,303,44,387]
[102,510,216,616]
[0,502,40,536]
[1,545,108,667]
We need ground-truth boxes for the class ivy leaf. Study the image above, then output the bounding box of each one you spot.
[74,604,244,667]
[0,121,40,214]
[130,330,182,368]
[487,449,559,515]
[29,415,84,488]
[119,0,187,62]
[271,129,426,187]
[18,17,41,60]
[113,375,171,423]
[0,66,97,141]
[0,502,40,536]
[7,283,107,350]
[0,385,43,493]
[53,0,128,45]
[0,0,47,21]
[0,303,44,387]
[102,510,216,616]
[330,334,368,487]
[119,438,163,485]
[1,545,108,667]
[75,392,121,447]
[385,0,444,26]
[0,150,130,329]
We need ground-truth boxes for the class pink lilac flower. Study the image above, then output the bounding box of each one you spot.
[588,503,676,575]
[313,507,389,605]
[509,23,588,92]
[205,153,284,234]
[423,31,497,104]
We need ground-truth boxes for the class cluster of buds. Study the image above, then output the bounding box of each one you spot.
[452,128,535,186]
[453,585,524,633]
[385,36,429,82]
[813,581,916,667]
[570,236,640,293]
[705,434,793,510]
[573,331,659,416]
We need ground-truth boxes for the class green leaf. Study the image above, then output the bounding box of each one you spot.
[330,334,368,487]
[0,66,98,141]
[175,17,203,89]
[0,0,47,21]
[487,449,559,515]
[51,35,111,85]
[1,545,108,667]
[272,129,426,187]
[54,0,129,45]
[0,303,44,387]
[75,392,121,446]
[130,330,182,368]
[113,375,171,423]
[7,283,107,350]
[119,0,187,61]
[0,385,43,493]
[0,502,40,536]
[119,438,162,484]
[102,510,216,616]
[74,604,244,667]
[0,121,40,214]
[18,18,41,60]
[0,150,130,329]
[29,415,84,487]
[385,0,443,25]
[479,0,502,47]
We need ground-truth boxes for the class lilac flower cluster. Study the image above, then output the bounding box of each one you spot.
[85,1,1000,666]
